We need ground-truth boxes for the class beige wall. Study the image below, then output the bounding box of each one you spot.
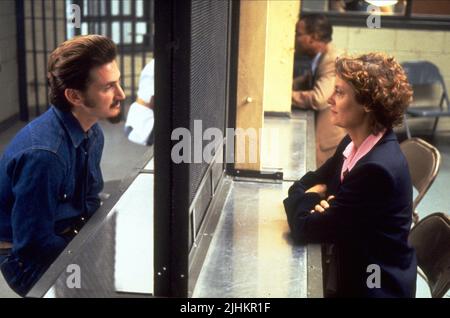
[235,1,267,171]
[333,26,450,96]
[235,0,299,171]
[263,0,299,113]
[0,0,19,122]
[333,26,450,130]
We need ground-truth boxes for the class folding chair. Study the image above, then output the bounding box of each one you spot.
[402,61,450,139]
[409,212,450,298]
[400,138,441,224]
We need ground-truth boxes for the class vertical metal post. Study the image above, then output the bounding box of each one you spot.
[31,0,40,116]
[141,0,148,69]
[226,0,240,175]
[131,0,137,102]
[149,0,154,52]
[97,0,102,35]
[15,0,29,121]
[52,0,58,48]
[42,0,49,108]
[105,0,112,38]
[64,0,68,39]
[119,0,125,106]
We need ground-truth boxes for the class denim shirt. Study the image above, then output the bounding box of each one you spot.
[0,106,104,267]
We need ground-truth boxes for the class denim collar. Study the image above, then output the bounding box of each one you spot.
[51,105,96,148]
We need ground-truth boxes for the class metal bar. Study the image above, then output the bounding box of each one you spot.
[223,1,232,167]
[15,0,29,121]
[97,0,102,35]
[141,0,148,68]
[226,0,240,176]
[31,0,40,116]
[154,0,174,297]
[86,0,92,34]
[53,0,58,48]
[63,0,67,39]
[149,0,154,52]
[168,0,191,298]
[131,0,137,102]
[119,0,125,90]
[42,0,49,108]
[105,0,112,38]
[229,169,284,181]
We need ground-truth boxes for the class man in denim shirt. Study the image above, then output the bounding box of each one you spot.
[0,35,125,296]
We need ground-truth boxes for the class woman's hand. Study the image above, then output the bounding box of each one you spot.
[305,184,327,198]
[310,195,335,214]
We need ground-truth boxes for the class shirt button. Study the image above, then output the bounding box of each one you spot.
[63,194,67,199]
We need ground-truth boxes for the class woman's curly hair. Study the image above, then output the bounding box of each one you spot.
[335,52,413,134]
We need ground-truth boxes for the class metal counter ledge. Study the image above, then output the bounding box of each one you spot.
[192,110,323,298]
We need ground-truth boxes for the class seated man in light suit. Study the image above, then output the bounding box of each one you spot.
[292,14,346,167]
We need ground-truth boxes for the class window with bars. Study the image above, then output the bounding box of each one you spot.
[67,0,154,51]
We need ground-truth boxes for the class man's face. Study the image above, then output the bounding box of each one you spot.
[80,60,126,120]
[295,20,315,57]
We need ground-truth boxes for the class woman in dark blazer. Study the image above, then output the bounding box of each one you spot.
[284,53,417,298]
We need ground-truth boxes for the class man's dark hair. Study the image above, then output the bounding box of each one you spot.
[301,14,333,43]
[47,35,117,111]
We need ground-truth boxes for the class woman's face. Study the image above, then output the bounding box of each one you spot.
[328,76,370,130]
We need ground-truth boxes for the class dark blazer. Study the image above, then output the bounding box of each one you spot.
[284,130,417,297]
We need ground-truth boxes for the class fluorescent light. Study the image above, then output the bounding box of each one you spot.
[365,0,398,7]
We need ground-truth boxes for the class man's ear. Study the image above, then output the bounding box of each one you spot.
[64,88,84,108]
[364,105,372,113]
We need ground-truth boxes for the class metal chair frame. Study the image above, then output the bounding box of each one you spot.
[409,212,450,298]
[402,61,450,139]
[400,138,441,224]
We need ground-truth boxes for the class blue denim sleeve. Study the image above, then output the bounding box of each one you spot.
[85,130,104,216]
[10,150,67,264]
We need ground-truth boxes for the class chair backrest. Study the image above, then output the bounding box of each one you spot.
[400,138,441,210]
[402,61,445,86]
[408,212,450,298]
[401,60,450,107]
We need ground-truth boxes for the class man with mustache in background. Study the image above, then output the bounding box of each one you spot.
[0,35,125,296]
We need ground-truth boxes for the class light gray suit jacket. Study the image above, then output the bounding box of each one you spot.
[292,44,346,167]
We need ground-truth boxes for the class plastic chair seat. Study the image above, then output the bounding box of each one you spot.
[409,212,450,298]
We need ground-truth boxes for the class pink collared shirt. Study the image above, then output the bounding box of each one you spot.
[340,130,386,182]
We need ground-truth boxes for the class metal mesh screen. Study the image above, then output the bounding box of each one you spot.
[188,1,229,204]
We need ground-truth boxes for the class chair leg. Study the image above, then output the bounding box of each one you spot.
[404,115,412,139]
[431,117,439,138]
